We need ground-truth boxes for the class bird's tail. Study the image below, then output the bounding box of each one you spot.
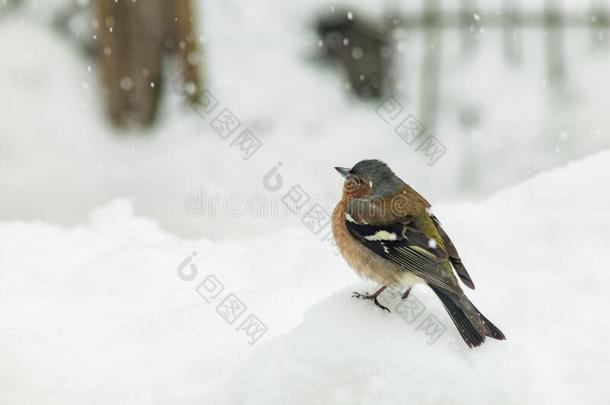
[430,285,506,348]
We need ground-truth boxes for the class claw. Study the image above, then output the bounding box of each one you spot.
[351,289,391,312]
[373,298,391,312]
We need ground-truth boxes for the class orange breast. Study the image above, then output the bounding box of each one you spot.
[332,200,406,286]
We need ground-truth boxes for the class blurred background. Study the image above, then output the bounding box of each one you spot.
[1,0,608,239]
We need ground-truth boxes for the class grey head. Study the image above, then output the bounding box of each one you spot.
[335,159,405,196]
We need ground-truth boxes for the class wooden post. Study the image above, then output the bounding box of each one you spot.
[165,0,204,103]
[96,0,164,127]
[502,0,522,65]
[544,0,565,86]
[95,0,203,128]
[419,0,441,132]
[460,0,480,55]
[591,0,609,51]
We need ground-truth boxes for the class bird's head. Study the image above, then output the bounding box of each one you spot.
[334,159,404,200]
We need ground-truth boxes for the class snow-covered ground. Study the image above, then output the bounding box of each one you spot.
[2,151,609,404]
[1,0,610,403]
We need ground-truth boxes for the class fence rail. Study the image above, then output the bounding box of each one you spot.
[387,4,609,132]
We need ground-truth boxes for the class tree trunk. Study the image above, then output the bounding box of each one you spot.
[165,0,203,103]
[96,0,203,128]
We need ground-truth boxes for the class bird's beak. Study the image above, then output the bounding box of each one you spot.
[334,167,351,178]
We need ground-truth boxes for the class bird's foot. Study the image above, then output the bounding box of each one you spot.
[352,291,391,312]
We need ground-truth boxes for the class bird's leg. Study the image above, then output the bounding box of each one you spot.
[352,286,390,312]
[352,285,386,300]
[401,287,412,300]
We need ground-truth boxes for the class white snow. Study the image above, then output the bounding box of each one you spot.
[1,0,610,240]
[2,0,610,403]
[2,151,609,404]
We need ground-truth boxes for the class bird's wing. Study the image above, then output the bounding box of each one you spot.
[344,187,430,225]
[344,210,462,294]
[431,215,475,289]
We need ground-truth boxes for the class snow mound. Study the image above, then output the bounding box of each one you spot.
[1,151,610,404]
[226,290,521,405]
[224,151,610,404]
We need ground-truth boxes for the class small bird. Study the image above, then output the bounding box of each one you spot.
[332,159,505,348]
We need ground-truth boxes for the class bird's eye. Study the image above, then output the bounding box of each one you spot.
[345,178,360,191]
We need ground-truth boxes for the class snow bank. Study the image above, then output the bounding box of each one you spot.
[223,150,610,404]
[0,199,352,404]
[2,151,609,403]
[226,150,610,404]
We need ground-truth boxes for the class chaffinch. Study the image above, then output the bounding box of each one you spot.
[331,159,505,348]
